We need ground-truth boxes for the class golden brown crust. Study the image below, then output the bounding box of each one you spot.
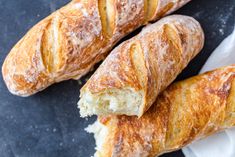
[80,15,204,116]
[96,65,235,157]
[2,0,190,96]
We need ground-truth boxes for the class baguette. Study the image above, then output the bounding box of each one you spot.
[2,0,190,96]
[87,65,235,157]
[78,15,204,117]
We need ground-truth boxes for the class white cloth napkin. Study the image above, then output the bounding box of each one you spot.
[182,26,235,157]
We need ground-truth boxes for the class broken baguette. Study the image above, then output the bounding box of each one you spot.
[87,65,235,157]
[78,15,204,117]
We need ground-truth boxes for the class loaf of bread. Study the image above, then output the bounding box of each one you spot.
[87,65,235,157]
[2,0,190,96]
[78,15,204,117]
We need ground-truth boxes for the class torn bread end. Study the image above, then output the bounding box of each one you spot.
[86,121,107,157]
[86,119,117,157]
[78,88,144,117]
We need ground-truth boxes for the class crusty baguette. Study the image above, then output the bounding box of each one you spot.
[78,15,204,117]
[87,65,235,157]
[2,0,190,96]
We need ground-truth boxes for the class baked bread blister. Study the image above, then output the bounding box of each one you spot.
[87,65,235,157]
[2,0,190,96]
[78,15,204,117]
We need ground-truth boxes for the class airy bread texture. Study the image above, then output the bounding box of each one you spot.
[2,0,190,96]
[78,15,205,117]
[87,65,235,157]
[80,88,143,116]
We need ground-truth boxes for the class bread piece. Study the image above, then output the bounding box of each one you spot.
[2,0,190,96]
[87,65,235,157]
[78,15,204,117]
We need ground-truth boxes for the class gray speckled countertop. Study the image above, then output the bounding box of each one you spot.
[0,0,235,157]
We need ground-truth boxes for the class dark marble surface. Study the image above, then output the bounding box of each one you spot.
[0,0,234,157]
